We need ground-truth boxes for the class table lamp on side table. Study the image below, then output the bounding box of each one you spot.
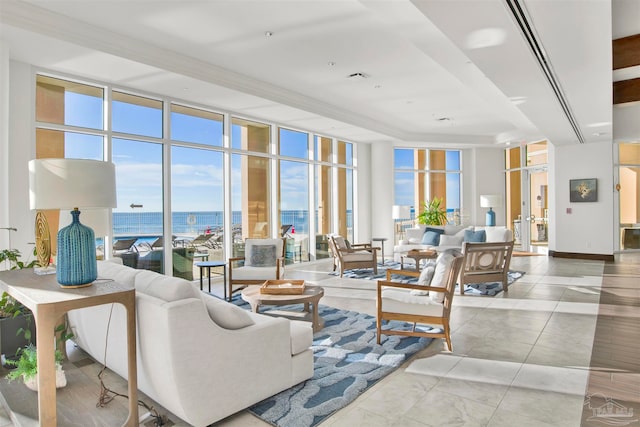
[480,194,502,227]
[29,158,117,288]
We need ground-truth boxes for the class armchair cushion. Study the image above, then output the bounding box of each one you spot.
[250,244,278,267]
[439,234,464,247]
[203,296,255,330]
[380,290,446,317]
[231,265,281,280]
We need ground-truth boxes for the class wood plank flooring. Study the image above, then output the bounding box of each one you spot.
[581,255,640,426]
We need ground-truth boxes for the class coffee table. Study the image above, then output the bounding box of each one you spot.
[241,285,325,332]
[401,249,437,271]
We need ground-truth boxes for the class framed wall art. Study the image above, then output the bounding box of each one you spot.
[569,178,597,202]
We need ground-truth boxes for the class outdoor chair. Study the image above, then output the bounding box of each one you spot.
[328,235,378,277]
[112,237,137,253]
[459,241,514,295]
[228,238,285,302]
[376,250,463,351]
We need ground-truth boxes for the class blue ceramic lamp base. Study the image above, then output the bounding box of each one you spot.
[57,209,97,288]
[485,208,496,227]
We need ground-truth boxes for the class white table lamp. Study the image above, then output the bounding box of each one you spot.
[29,159,116,287]
[480,195,502,227]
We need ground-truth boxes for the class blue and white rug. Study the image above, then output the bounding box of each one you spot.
[330,261,524,296]
[231,299,435,427]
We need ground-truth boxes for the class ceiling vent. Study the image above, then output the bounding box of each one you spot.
[504,0,585,144]
[347,72,368,81]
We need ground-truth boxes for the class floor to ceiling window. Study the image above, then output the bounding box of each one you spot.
[314,136,332,259]
[34,72,358,277]
[393,148,462,225]
[279,128,310,263]
[617,142,640,251]
[170,104,225,270]
[35,75,106,259]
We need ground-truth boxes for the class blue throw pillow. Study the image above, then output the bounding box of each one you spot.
[464,229,486,243]
[422,230,441,246]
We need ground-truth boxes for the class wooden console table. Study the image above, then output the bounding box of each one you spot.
[0,269,138,426]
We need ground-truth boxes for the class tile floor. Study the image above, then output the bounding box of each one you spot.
[215,254,633,427]
[2,254,637,426]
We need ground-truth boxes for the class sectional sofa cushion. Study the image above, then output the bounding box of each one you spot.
[204,296,255,330]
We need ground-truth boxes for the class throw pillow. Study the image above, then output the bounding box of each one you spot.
[410,264,436,296]
[204,297,255,330]
[463,229,486,243]
[250,244,277,267]
[439,234,463,247]
[429,250,459,304]
[422,227,444,245]
[484,226,508,242]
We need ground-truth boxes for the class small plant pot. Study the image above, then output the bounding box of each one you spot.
[23,365,67,392]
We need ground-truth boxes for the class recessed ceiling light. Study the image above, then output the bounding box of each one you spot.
[509,96,527,106]
[465,27,507,49]
[327,61,336,66]
[592,132,607,137]
[264,31,274,37]
[436,117,451,122]
[374,85,382,89]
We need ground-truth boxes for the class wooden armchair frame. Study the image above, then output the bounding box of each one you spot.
[459,241,514,295]
[328,235,378,277]
[376,255,463,351]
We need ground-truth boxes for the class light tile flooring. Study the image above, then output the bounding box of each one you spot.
[215,254,626,427]
[2,254,636,426]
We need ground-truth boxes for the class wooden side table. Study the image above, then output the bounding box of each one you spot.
[401,249,437,271]
[371,237,388,263]
[0,269,138,427]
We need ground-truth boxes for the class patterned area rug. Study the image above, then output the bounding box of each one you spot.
[330,261,524,296]
[231,299,434,427]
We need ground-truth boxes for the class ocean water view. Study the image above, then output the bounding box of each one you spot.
[113,210,352,237]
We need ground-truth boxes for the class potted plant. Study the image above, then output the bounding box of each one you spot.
[416,198,448,226]
[5,344,67,391]
[0,245,37,360]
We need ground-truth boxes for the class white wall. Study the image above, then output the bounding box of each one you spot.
[3,60,34,264]
[356,142,373,245]
[466,147,506,226]
[0,43,10,253]
[551,141,614,255]
[369,142,394,257]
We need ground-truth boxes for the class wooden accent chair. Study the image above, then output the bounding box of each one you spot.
[228,238,285,301]
[376,251,463,351]
[459,241,514,295]
[328,235,378,277]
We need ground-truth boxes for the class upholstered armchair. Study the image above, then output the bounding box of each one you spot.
[376,250,463,351]
[228,238,285,301]
[328,235,378,277]
[459,240,514,295]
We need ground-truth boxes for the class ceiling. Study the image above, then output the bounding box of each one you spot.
[0,0,624,148]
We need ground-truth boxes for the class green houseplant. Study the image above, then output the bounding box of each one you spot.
[416,198,448,226]
[5,344,67,391]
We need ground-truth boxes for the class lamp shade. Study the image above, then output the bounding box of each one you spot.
[29,158,116,287]
[29,159,116,210]
[479,194,502,208]
[392,205,411,219]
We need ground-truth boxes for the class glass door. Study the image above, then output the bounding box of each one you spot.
[527,168,549,253]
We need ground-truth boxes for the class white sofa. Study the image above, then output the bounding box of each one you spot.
[394,224,514,262]
[67,260,314,426]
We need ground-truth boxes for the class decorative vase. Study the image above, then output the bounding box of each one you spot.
[24,364,67,391]
[57,209,97,287]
